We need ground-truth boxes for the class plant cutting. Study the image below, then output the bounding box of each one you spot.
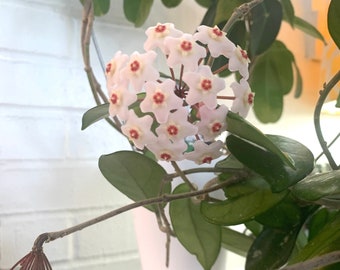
[9,0,340,269]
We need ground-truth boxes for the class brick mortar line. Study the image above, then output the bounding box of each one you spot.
[0,204,133,219]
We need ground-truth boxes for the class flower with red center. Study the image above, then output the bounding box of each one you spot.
[230,78,255,118]
[121,51,159,91]
[184,140,224,164]
[140,79,183,123]
[147,135,187,161]
[228,45,251,79]
[121,110,156,150]
[105,51,129,88]
[156,107,198,142]
[144,23,183,54]
[108,80,137,121]
[196,105,228,142]
[183,65,225,109]
[194,25,236,58]
[164,33,206,71]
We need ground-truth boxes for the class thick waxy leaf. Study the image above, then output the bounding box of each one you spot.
[195,0,213,8]
[249,41,294,123]
[292,170,340,202]
[81,103,109,130]
[80,0,110,16]
[123,0,153,27]
[289,212,340,268]
[161,0,182,8]
[281,0,295,28]
[226,111,294,169]
[99,151,169,212]
[307,208,337,241]
[170,184,221,270]
[201,175,288,225]
[214,0,244,26]
[328,0,340,49]
[215,154,244,169]
[255,195,302,229]
[293,60,303,98]
[221,227,253,257]
[226,134,314,192]
[199,0,218,26]
[246,226,300,270]
[249,0,282,56]
[294,16,326,45]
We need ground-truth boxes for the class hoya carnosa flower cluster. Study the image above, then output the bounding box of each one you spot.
[105,23,254,164]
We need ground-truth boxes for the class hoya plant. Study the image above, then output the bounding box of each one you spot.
[10,0,340,269]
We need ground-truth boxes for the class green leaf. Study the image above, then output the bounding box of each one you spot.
[293,59,303,98]
[294,16,326,45]
[307,208,336,241]
[161,0,182,8]
[281,0,295,28]
[214,0,244,25]
[98,151,170,212]
[292,170,340,202]
[289,212,340,268]
[245,220,263,236]
[249,0,283,56]
[170,184,221,270]
[246,226,300,270]
[221,227,253,257]
[249,41,294,123]
[79,0,110,16]
[226,111,295,169]
[123,0,153,27]
[255,195,302,229]
[336,92,340,108]
[328,0,340,49]
[226,134,314,192]
[201,175,288,225]
[81,103,109,130]
[199,0,218,27]
[215,154,244,169]
[195,0,213,8]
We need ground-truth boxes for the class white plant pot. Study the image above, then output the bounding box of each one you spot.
[133,160,227,270]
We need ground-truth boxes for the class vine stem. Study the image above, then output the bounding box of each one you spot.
[314,70,340,170]
[31,171,248,251]
[81,0,122,131]
[206,0,263,68]
[281,250,340,270]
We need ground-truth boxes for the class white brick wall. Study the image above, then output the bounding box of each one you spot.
[0,0,207,269]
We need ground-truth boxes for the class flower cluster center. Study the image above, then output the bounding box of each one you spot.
[153,92,165,104]
[167,125,179,136]
[201,79,212,91]
[130,60,140,72]
[180,41,192,52]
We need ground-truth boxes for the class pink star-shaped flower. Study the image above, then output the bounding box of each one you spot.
[140,79,183,123]
[194,25,235,58]
[164,33,207,71]
[230,78,255,118]
[184,140,224,165]
[121,110,157,150]
[197,105,228,142]
[108,80,137,121]
[147,134,187,161]
[155,107,198,142]
[228,45,251,79]
[183,65,225,109]
[120,51,159,92]
[105,51,129,88]
[144,23,183,54]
